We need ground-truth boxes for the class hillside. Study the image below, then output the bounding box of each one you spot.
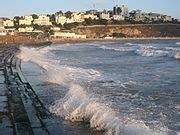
[72,24,180,38]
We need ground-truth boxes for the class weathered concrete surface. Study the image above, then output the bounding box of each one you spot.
[0,45,16,135]
[0,45,64,135]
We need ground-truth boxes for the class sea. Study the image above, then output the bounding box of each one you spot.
[17,40,180,135]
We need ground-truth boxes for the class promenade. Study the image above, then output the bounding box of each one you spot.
[0,45,62,135]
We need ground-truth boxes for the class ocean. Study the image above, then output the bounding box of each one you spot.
[18,40,180,135]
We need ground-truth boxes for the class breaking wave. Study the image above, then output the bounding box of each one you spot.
[99,45,134,52]
[125,42,144,46]
[135,46,169,57]
[176,42,180,45]
[174,51,180,59]
[18,46,170,135]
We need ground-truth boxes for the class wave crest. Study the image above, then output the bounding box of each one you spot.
[49,83,165,135]
[136,46,168,57]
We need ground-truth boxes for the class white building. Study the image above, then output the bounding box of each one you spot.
[51,27,61,32]
[55,15,67,25]
[34,15,52,26]
[70,12,85,23]
[162,15,172,22]
[113,15,124,21]
[19,16,33,25]
[52,32,86,39]
[121,5,129,17]
[113,5,129,18]
[0,28,16,35]
[0,27,6,36]
[18,27,34,32]
[84,14,98,20]
[3,20,14,27]
[100,13,111,20]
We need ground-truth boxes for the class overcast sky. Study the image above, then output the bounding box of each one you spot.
[0,0,179,19]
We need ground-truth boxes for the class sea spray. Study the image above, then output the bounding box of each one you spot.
[18,45,170,135]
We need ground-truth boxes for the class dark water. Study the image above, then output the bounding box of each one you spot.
[19,40,180,135]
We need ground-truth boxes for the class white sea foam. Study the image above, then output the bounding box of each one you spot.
[174,51,180,59]
[176,42,180,45]
[49,83,167,135]
[125,43,144,46]
[100,45,134,52]
[136,46,168,57]
[18,46,169,135]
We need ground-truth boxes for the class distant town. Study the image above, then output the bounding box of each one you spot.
[0,5,180,39]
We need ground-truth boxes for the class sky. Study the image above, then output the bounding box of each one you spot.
[0,0,179,19]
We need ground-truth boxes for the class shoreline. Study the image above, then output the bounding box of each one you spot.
[0,36,180,46]
[51,37,180,45]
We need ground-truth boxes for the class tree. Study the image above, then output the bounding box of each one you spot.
[65,11,73,19]
[112,33,126,37]
[49,14,56,25]
[55,11,63,16]
[63,22,79,30]
[32,14,38,19]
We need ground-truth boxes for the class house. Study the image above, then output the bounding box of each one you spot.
[129,10,143,21]
[19,16,33,25]
[112,15,124,21]
[113,5,129,18]
[0,28,16,35]
[68,12,85,23]
[0,18,4,28]
[52,32,86,39]
[84,13,98,20]
[3,19,14,27]
[162,15,172,22]
[18,27,34,32]
[6,28,16,35]
[51,27,61,32]
[34,15,52,26]
[0,27,6,36]
[148,13,162,21]
[55,15,67,25]
[99,12,111,20]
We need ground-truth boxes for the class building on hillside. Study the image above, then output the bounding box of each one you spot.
[161,15,172,22]
[112,15,124,21]
[51,27,61,32]
[1,28,16,35]
[121,5,129,17]
[0,18,4,28]
[113,5,129,18]
[113,5,122,15]
[99,12,111,20]
[65,12,85,23]
[34,15,52,26]
[86,10,98,15]
[55,15,67,25]
[3,19,14,27]
[129,10,143,21]
[148,13,162,21]
[19,16,33,25]
[18,27,34,32]
[84,13,98,20]
[0,27,6,36]
[51,32,86,39]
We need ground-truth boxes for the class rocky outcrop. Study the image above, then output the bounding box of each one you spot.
[72,24,180,38]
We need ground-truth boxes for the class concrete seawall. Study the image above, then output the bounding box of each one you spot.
[0,45,63,135]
